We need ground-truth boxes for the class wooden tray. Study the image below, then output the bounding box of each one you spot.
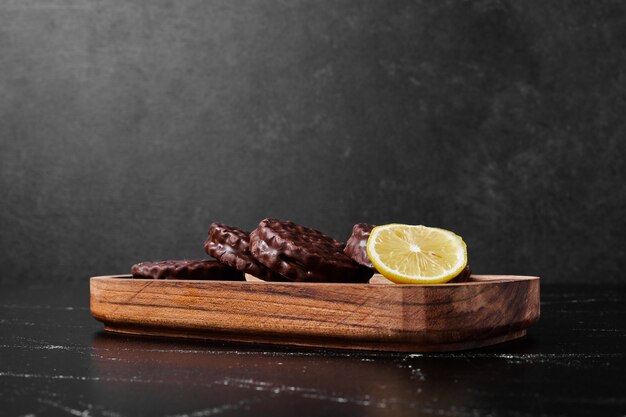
[90,274,539,352]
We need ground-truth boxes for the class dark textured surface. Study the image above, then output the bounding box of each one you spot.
[131,259,244,280]
[1,282,625,416]
[1,1,625,284]
[250,218,372,282]
[204,223,284,281]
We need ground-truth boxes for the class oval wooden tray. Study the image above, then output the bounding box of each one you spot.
[90,274,539,352]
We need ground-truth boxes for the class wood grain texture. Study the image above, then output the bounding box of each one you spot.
[90,274,540,352]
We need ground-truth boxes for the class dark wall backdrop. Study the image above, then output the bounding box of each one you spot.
[1,0,624,284]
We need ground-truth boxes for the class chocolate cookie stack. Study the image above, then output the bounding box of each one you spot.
[131,218,368,282]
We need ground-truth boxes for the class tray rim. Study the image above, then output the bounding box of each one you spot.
[91,273,540,286]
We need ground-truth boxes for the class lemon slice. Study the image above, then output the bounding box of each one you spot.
[366,224,467,284]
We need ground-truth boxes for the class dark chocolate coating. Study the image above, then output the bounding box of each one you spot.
[249,218,374,283]
[131,260,244,281]
[343,223,376,269]
[449,265,472,283]
[204,223,285,281]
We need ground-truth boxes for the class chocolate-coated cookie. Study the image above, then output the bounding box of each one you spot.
[343,223,376,269]
[131,260,244,280]
[249,218,374,283]
[449,265,472,283]
[204,223,285,281]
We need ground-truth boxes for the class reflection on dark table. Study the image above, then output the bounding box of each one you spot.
[0,283,624,417]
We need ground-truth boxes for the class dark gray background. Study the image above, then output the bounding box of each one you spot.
[1,0,624,284]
